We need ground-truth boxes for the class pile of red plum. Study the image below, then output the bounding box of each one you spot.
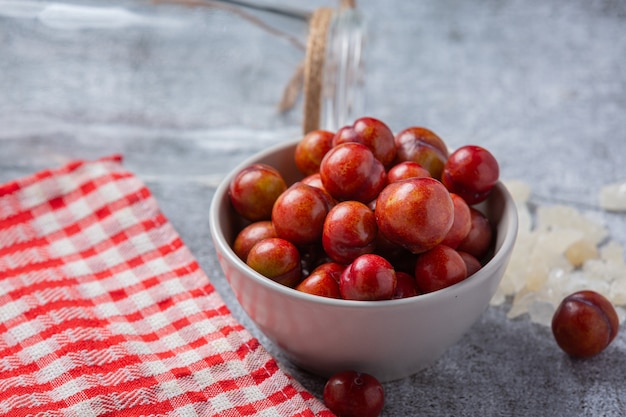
[228,116,500,301]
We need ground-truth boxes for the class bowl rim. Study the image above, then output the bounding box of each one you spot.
[209,139,519,310]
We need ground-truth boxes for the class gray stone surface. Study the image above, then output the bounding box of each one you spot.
[1,0,626,415]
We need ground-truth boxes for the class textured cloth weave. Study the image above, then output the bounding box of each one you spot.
[0,156,333,417]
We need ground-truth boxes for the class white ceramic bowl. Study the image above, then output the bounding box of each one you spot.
[209,139,518,382]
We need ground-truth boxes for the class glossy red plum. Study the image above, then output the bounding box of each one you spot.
[323,370,385,417]
[393,271,421,299]
[295,262,345,299]
[440,193,472,249]
[456,207,493,260]
[551,290,619,358]
[386,161,431,183]
[229,163,287,221]
[246,237,302,287]
[333,116,396,167]
[442,145,499,205]
[295,129,335,176]
[375,177,454,254]
[414,244,468,293]
[320,142,386,203]
[394,126,449,179]
[272,182,332,247]
[340,254,397,301]
[322,201,377,264]
[233,220,277,260]
[458,251,482,277]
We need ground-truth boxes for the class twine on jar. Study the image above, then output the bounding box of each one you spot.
[280,0,358,134]
[301,7,333,135]
[340,0,356,9]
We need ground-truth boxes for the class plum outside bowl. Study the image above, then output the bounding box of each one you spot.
[209,139,518,382]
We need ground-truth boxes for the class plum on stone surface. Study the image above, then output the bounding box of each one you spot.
[551,290,619,358]
[323,370,385,417]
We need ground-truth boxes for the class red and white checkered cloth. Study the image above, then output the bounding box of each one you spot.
[0,156,333,417]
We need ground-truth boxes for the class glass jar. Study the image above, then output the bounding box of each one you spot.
[196,0,366,133]
[320,4,365,132]
[0,0,365,134]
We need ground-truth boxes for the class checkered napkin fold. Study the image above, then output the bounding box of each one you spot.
[0,156,333,417]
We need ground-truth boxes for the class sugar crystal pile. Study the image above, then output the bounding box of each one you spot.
[599,181,626,212]
[491,180,626,327]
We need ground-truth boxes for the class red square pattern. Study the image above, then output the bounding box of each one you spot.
[0,156,334,417]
